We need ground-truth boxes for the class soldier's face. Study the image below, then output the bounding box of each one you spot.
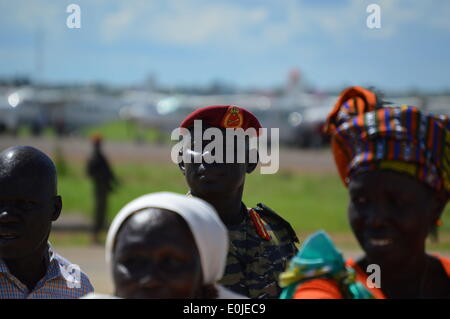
[180,128,256,197]
[0,174,59,259]
[113,208,203,299]
[348,170,445,266]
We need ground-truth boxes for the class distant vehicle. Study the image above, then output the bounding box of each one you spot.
[287,103,334,148]
[0,88,23,133]
[0,87,122,135]
[424,96,450,116]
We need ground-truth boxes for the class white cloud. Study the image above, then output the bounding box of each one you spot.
[3,0,450,52]
[98,0,449,50]
[99,0,273,48]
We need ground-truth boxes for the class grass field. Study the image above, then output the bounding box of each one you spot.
[58,162,352,231]
[16,120,168,143]
[83,121,169,143]
[53,159,450,250]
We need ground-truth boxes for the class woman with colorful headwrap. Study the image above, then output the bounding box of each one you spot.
[280,86,450,299]
[84,191,247,299]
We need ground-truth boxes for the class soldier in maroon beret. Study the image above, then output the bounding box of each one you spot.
[177,105,298,299]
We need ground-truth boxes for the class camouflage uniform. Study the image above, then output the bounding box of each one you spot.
[218,203,299,299]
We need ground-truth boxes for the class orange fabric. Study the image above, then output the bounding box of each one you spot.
[388,140,395,161]
[346,259,386,299]
[325,86,378,132]
[331,137,352,187]
[379,108,386,138]
[293,278,343,299]
[292,259,386,299]
[324,86,378,187]
[434,254,450,277]
[248,209,271,241]
[293,256,450,299]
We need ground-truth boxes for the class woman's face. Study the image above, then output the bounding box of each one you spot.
[113,208,203,299]
[348,169,445,265]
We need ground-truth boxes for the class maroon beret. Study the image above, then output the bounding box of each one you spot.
[180,105,262,136]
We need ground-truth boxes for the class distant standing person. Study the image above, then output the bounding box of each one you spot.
[86,134,117,244]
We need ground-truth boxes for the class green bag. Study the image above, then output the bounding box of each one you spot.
[279,230,373,299]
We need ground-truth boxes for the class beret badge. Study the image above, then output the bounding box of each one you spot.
[221,106,244,129]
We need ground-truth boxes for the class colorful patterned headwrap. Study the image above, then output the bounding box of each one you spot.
[325,86,450,200]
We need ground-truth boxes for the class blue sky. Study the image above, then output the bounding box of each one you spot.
[1,0,449,91]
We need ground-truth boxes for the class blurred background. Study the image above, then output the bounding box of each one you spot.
[1,0,449,294]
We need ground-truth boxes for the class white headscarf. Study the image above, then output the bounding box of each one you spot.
[105,192,229,285]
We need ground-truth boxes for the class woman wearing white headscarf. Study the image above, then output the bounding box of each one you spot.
[83,192,246,299]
